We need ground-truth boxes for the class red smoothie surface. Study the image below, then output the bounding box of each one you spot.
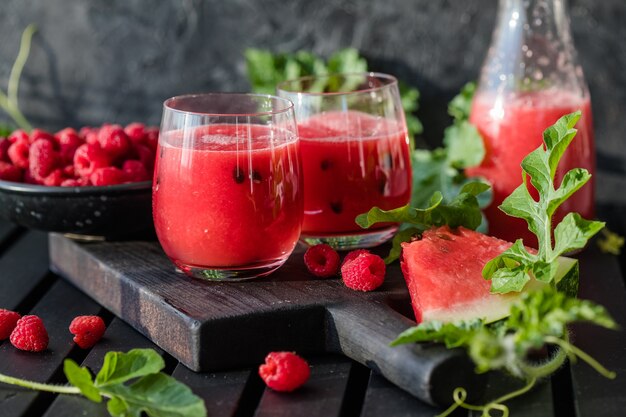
[467,90,595,246]
[298,110,412,235]
[153,124,303,269]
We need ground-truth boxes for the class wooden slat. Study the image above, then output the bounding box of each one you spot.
[361,373,441,417]
[171,366,251,417]
[570,247,626,417]
[254,356,353,417]
[0,280,102,417]
[43,318,162,417]
[0,231,49,310]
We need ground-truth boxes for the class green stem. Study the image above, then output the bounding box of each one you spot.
[8,24,37,108]
[0,372,81,395]
[518,346,567,379]
[544,336,616,379]
[488,377,536,406]
[0,93,32,132]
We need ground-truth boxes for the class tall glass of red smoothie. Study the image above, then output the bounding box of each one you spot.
[153,94,303,280]
[277,73,412,249]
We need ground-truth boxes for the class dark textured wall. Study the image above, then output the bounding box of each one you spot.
[1,0,625,206]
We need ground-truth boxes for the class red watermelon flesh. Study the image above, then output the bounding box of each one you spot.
[401,226,521,323]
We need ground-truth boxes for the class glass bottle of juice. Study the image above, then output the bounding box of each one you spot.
[467,0,595,247]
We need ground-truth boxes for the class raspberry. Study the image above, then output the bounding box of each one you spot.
[74,143,110,178]
[69,315,106,349]
[8,137,30,169]
[122,160,149,182]
[124,122,146,145]
[0,138,11,162]
[79,127,100,145]
[89,166,127,186]
[134,143,155,172]
[55,128,83,164]
[304,244,340,278]
[0,309,21,340]
[259,352,310,392]
[29,139,61,182]
[8,129,29,144]
[97,124,131,161]
[0,161,23,182]
[10,315,48,352]
[61,178,86,187]
[340,252,386,291]
[43,168,65,186]
[29,128,55,145]
[144,127,159,151]
[341,249,371,267]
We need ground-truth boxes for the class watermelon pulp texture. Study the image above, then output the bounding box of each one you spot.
[400,226,577,323]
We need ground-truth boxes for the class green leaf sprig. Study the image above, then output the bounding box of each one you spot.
[392,287,617,417]
[482,112,605,294]
[356,181,490,263]
[0,349,206,417]
[244,47,423,139]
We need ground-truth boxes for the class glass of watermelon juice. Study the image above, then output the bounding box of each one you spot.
[153,93,303,280]
[277,73,412,249]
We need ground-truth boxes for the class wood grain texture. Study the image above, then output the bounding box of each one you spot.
[48,235,482,406]
[361,373,441,417]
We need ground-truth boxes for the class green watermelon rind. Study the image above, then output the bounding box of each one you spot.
[421,256,579,324]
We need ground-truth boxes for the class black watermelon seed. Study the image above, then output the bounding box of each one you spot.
[378,178,387,195]
[330,201,343,214]
[320,159,333,171]
[160,147,164,158]
[156,176,160,185]
[233,167,245,184]
[251,170,263,182]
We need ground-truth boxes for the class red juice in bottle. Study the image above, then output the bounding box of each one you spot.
[153,124,303,271]
[467,90,595,246]
[298,110,412,236]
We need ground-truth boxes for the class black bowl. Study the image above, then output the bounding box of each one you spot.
[0,180,154,239]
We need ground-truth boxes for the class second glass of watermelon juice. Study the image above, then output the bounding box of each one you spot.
[153,94,303,280]
[277,73,412,249]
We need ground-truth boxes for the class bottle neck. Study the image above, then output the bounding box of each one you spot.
[478,0,587,97]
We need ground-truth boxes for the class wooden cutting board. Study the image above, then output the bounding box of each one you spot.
[48,234,486,406]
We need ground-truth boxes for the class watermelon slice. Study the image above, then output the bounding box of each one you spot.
[400,226,578,323]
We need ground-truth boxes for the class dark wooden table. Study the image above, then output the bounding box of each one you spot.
[0,219,625,417]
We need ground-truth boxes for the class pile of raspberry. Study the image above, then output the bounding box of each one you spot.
[0,123,157,186]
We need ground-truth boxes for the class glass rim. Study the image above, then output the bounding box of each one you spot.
[162,93,295,117]
[276,72,398,96]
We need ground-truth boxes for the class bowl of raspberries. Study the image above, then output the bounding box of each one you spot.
[0,123,157,239]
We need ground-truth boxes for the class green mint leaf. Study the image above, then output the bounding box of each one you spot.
[384,227,422,264]
[391,319,484,348]
[448,82,476,122]
[101,373,207,417]
[63,359,102,403]
[95,349,165,387]
[443,120,485,169]
[553,213,605,255]
[327,48,367,75]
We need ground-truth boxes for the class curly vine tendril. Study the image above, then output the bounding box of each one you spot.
[436,378,537,417]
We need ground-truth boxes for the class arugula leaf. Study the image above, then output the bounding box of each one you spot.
[357,182,488,230]
[64,359,102,402]
[392,286,617,379]
[102,373,207,417]
[391,319,484,348]
[95,349,165,387]
[483,112,605,293]
[357,182,489,264]
[448,82,476,122]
